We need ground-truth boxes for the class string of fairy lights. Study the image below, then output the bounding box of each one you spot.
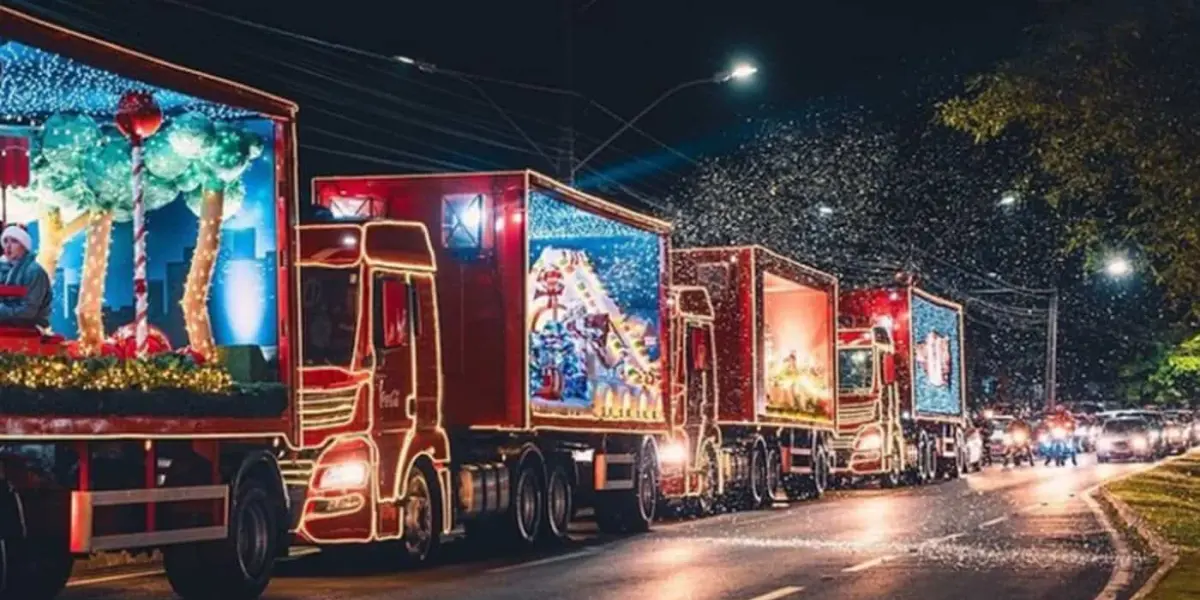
[0,353,232,393]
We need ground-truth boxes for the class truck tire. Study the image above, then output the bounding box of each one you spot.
[596,441,658,534]
[540,461,573,544]
[810,448,829,499]
[764,446,782,506]
[506,459,544,547]
[401,464,441,563]
[164,477,278,600]
[743,443,769,510]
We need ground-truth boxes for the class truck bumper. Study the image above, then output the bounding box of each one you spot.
[831,448,883,476]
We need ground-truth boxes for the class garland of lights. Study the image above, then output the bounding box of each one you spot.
[0,352,231,393]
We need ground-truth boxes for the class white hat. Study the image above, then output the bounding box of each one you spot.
[1,225,32,252]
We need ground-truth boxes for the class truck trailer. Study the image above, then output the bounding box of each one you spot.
[0,7,302,599]
[832,286,969,486]
[668,246,838,512]
[305,172,672,553]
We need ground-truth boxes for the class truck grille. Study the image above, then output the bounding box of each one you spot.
[278,459,315,488]
[299,388,359,430]
[837,403,877,427]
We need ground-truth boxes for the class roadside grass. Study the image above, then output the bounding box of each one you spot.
[1107,454,1200,600]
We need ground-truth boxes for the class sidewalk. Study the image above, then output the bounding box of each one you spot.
[1106,453,1200,599]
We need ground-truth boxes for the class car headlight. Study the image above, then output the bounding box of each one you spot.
[991,431,1004,441]
[1131,437,1149,451]
[1013,431,1027,444]
[1097,438,1112,451]
[1038,433,1050,445]
[856,432,882,451]
[658,441,688,466]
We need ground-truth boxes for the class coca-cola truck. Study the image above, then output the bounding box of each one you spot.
[831,286,970,486]
[0,7,303,599]
[305,171,672,550]
[667,246,838,512]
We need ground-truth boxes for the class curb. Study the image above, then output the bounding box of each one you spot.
[1100,487,1179,600]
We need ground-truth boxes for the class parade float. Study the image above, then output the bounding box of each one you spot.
[0,7,299,599]
[832,284,972,486]
[669,245,838,511]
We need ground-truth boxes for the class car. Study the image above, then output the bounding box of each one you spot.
[1165,410,1199,447]
[1096,417,1157,463]
[1099,410,1169,458]
[984,416,1015,464]
[1162,418,1191,454]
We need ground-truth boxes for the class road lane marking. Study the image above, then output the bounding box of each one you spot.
[978,516,1009,528]
[746,586,804,600]
[487,547,601,573]
[67,569,164,587]
[842,555,893,572]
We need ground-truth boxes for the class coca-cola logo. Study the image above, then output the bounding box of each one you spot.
[915,331,951,388]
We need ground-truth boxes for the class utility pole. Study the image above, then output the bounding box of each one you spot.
[1044,289,1059,411]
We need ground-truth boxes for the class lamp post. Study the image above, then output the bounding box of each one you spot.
[569,63,757,183]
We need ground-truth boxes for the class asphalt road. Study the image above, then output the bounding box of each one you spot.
[61,454,1157,600]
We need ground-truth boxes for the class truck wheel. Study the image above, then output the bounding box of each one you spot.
[164,477,278,600]
[540,462,573,543]
[761,446,782,508]
[507,459,544,546]
[596,441,658,534]
[745,444,769,510]
[0,539,74,600]
[402,464,441,562]
[810,449,829,499]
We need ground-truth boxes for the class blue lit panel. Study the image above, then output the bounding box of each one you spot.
[526,190,664,420]
[0,33,278,381]
[911,295,963,417]
[0,40,253,119]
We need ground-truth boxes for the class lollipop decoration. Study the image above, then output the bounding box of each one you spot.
[115,91,164,360]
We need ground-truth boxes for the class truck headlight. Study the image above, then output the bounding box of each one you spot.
[317,460,370,491]
[658,441,688,466]
[856,432,882,451]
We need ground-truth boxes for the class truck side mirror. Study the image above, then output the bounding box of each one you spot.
[881,353,896,385]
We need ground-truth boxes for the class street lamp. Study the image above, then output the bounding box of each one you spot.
[571,62,758,181]
[998,192,1018,207]
[1105,256,1132,277]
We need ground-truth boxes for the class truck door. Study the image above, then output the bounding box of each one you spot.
[372,273,415,429]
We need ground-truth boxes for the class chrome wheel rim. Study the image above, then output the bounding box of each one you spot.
[547,470,570,537]
[516,470,540,541]
[637,447,657,521]
[404,472,433,558]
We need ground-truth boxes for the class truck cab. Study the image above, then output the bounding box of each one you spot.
[832,326,901,477]
[659,285,722,512]
[285,221,450,558]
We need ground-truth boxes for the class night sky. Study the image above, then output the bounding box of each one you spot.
[8,0,1168,407]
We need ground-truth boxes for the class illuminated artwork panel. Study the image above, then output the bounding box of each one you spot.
[760,272,834,422]
[526,190,663,421]
[0,39,279,382]
[911,294,963,416]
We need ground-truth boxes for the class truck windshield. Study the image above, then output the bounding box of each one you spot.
[838,349,873,390]
[300,267,359,367]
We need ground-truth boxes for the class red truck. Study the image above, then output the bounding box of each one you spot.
[831,285,972,486]
[0,9,673,600]
[667,246,838,512]
[306,171,673,550]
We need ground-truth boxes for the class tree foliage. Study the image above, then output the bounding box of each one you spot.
[939,0,1200,311]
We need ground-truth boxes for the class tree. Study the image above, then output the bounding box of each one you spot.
[160,112,262,359]
[938,1,1200,311]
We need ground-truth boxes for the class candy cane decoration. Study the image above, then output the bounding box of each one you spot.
[115,91,163,360]
[131,142,148,357]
